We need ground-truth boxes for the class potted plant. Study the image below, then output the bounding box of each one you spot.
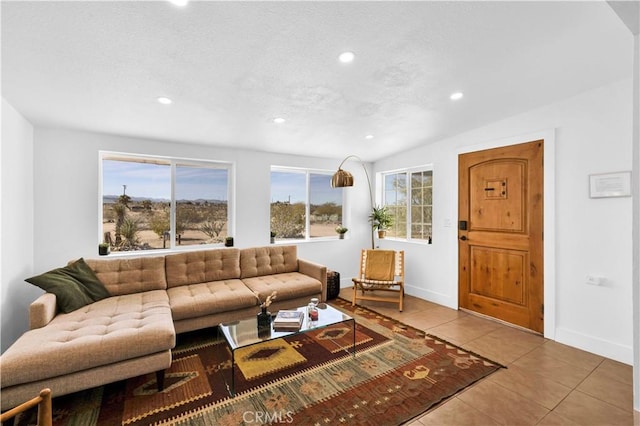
[369,205,393,239]
[335,226,348,239]
[270,231,276,244]
[98,242,110,256]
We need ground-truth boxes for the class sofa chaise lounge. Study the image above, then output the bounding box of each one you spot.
[0,245,326,410]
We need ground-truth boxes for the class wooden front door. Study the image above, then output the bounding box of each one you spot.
[458,140,544,333]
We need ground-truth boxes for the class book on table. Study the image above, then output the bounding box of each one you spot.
[273,309,305,330]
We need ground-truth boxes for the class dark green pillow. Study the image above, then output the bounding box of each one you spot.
[26,268,95,313]
[25,258,110,313]
[66,258,110,301]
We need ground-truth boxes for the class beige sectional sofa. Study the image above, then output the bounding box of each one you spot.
[0,245,326,410]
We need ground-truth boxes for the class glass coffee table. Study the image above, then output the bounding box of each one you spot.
[218,303,355,397]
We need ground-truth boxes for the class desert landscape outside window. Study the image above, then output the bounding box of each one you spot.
[382,168,432,242]
[101,153,232,251]
[270,168,343,241]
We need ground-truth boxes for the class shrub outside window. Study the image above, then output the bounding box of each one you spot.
[270,168,343,241]
[101,153,232,251]
[382,168,432,242]
[384,173,407,238]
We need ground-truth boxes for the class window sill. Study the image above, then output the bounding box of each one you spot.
[378,237,432,246]
[100,243,227,258]
[272,236,348,245]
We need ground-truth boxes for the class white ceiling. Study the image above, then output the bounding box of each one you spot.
[1,1,633,162]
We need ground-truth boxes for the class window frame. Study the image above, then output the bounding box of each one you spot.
[380,164,433,243]
[99,151,235,253]
[270,166,345,242]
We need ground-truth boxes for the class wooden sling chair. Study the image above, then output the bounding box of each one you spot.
[0,388,52,426]
[352,249,405,311]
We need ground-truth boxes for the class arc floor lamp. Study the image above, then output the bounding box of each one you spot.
[331,155,375,249]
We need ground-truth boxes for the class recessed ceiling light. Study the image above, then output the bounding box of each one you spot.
[157,97,173,105]
[450,92,464,100]
[365,134,374,140]
[339,51,355,63]
[168,0,189,6]
[273,117,286,124]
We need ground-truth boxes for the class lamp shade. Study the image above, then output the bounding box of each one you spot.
[331,169,354,188]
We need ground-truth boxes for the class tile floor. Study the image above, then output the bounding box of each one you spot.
[342,290,639,426]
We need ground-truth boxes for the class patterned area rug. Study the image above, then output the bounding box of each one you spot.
[29,299,504,426]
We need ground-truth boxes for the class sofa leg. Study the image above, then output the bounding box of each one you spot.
[156,370,165,392]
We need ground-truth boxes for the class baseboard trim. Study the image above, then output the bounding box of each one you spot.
[555,326,633,365]
[404,284,457,310]
[339,281,457,309]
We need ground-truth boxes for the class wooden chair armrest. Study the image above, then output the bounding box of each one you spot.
[0,388,52,426]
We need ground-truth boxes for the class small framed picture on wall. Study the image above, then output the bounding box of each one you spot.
[589,171,631,198]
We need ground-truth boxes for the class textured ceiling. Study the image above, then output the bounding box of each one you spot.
[1,1,632,162]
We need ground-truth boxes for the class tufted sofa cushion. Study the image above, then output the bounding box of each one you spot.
[242,272,322,303]
[0,290,175,388]
[167,279,259,321]
[84,256,167,296]
[240,246,298,279]
[165,249,241,288]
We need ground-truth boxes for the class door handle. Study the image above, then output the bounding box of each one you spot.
[459,236,467,241]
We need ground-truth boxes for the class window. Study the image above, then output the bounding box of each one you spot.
[270,168,343,241]
[101,153,232,251]
[382,168,432,241]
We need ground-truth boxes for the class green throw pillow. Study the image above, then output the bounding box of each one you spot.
[25,258,110,313]
[26,268,94,313]
[66,258,111,301]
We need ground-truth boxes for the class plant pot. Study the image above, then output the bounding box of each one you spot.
[98,245,110,256]
[377,230,386,239]
[339,234,345,240]
[270,237,275,244]
[225,237,234,247]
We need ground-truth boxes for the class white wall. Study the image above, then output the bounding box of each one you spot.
[374,78,633,364]
[28,129,371,283]
[31,128,374,268]
[631,23,640,413]
[1,98,37,353]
